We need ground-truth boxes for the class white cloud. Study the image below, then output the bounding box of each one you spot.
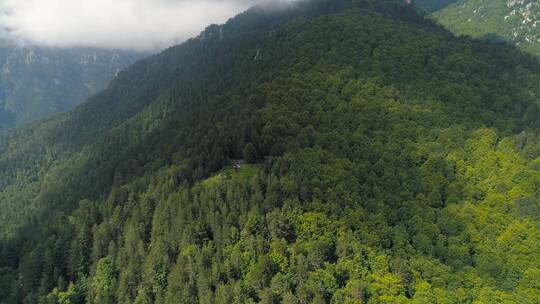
[0,0,261,51]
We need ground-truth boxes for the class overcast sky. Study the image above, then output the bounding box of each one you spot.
[0,0,263,51]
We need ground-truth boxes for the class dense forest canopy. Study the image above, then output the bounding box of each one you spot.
[0,0,540,303]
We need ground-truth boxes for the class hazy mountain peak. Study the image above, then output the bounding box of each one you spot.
[0,42,145,130]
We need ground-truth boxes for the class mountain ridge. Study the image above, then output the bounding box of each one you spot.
[415,0,459,12]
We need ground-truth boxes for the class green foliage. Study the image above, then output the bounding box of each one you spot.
[415,0,458,12]
[0,0,540,303]
[243,143,258,163]
[435,0,540,57]
[88,256,117,303]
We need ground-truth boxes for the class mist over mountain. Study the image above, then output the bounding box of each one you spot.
[0,0,539,303]
[0,0,260,51]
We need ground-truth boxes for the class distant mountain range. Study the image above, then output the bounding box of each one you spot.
[415,0,458,12]
[434,0,540,57]
[0,40,144,130]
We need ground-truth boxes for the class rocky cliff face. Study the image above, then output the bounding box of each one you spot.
[505,0,540,45]
[436,0,540,57]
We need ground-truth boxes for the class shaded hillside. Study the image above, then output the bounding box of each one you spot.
[0,40,144,130]
[415,0,459,12]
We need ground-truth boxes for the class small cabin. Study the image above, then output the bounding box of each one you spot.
[232,159,246,170]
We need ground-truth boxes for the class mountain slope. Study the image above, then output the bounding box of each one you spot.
[0,41,144,130]
[435,0,540,57]
[415,0,459,12]
[1,0,540,303]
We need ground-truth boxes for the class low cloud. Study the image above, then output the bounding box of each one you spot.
[0,0,262,51]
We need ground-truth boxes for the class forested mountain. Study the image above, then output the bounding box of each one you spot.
[435,0,540,57]
[1,0,540,303]
[0,40,143,130]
